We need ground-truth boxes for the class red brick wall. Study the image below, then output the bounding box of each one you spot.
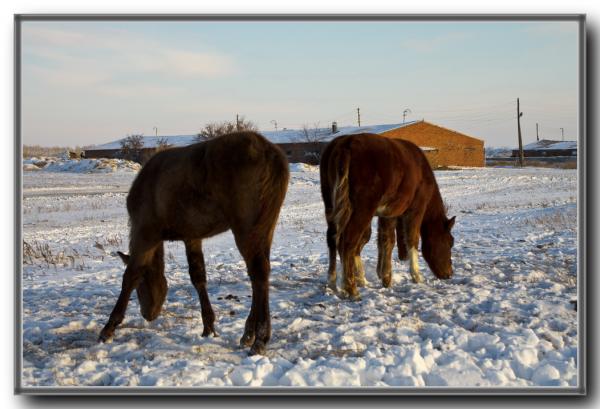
[381,121,485,168]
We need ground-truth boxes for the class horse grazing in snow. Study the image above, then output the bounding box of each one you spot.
[98,131,289,355]
[320,133,455,299]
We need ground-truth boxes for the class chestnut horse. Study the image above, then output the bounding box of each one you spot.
[320,133,455,299]
[98,131,289,355]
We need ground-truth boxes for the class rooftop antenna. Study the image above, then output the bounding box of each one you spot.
[270,120,278,132]
[403,108,412,124]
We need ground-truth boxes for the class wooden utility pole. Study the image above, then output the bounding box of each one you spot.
[236,114,240,131]
[357,107,361,127]
[517,98,524,167]
[536,123,539,141]
[560,127,564,141]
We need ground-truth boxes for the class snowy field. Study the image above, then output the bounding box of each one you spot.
[21,162,579,389]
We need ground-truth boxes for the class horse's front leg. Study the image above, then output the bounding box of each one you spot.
[184,239,216,337]
[376,217,396,288]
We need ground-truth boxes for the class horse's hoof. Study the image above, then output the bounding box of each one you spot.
[240,332,256,348]
[98,329,113,343]
[327,281,337,292]
[339,289,361,301]
[382,276,392,288]
[350,293,362,301]
[356,278,368,288]
[202,327,218,337]
[249,340,267,356]
[411,275,423,284]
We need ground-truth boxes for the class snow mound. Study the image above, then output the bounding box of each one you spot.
[23,157,141,173]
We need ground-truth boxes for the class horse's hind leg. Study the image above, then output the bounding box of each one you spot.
[376,217,396,288]
[184,239,216,337]
[326,219,338,291]
[98,238,160,342]
[232,217,274,355]
[237,242,272,355]
[338,210,374,300]
[404,209,426,284]
[355,226,372,287]
[396,216,408,261]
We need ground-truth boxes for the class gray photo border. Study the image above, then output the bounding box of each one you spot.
[14,13,587,396]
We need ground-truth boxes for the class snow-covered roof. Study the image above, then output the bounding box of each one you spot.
[87,135,198,151]
[328,121,420,138]
[261,128,333,143]
[86,122,422,151]
[523,139,577,151]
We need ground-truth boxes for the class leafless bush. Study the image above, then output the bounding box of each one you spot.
[104,234,123,247]
[299,122,329,143]
[196,116,258,142]
[23,240,71,268]
[156,137,172,152]
[120,134,145,162]
[524,211,575,230]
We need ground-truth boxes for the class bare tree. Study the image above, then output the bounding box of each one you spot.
[297,122,330,164]
[299,122,330,143]
[156,137,172,152]
[120,134,145,162]
[196,116,259,142]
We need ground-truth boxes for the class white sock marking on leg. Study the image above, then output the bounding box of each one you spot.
[355,256,367,286]
[409,247,422,283]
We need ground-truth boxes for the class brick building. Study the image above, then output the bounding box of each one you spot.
[380,121,484,168]
[331,120,485,168]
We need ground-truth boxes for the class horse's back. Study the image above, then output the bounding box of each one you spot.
[126,131,289,239]
[321,133,433,217]
[322,133,428,181]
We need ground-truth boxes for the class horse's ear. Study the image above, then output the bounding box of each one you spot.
[117,251,130,265]
[446,216,456,231]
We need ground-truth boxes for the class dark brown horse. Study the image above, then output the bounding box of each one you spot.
[320,133,455,299]
[98,131,289,355]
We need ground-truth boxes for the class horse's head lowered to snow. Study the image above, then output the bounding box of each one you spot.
[117,250,167,322]
[421,215,455,279]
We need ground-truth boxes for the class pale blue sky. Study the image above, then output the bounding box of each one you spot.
[21,20,579,147]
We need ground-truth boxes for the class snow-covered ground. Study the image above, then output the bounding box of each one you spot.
[20,163,579,389]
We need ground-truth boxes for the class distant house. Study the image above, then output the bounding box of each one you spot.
[511,140,577,158]
[84,120,485,168]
